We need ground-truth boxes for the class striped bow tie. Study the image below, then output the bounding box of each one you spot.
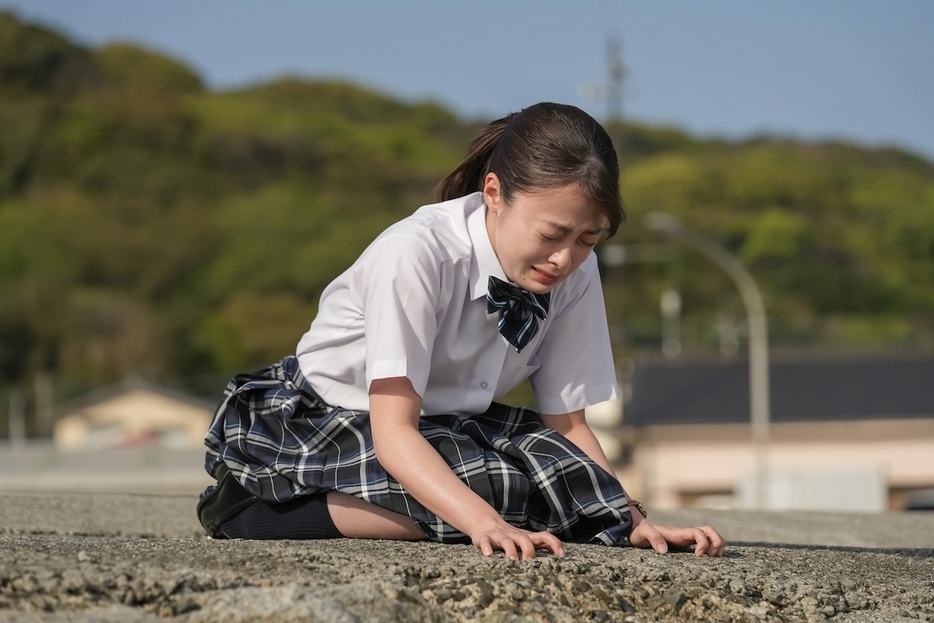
[486,276,551,353]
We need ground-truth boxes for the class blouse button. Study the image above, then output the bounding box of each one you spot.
[480,381,489,389]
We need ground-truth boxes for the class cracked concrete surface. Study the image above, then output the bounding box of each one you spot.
[1,492,932,622]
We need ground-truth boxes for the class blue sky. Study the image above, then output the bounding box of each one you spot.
[4,0,933,161]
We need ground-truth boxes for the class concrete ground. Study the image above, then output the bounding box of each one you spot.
[1,491,932,622]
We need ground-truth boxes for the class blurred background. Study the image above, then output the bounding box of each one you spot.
[0,1,931,512]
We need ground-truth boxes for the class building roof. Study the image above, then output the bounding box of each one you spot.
[54,377,216,415]
[52,377,215,450]
[624,351,934,427]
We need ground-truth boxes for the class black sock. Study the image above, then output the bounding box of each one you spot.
[219,492,342,540]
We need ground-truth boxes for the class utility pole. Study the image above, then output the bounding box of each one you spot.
[644,212,772,510]
[606,33,625,165]
[597,32,630,401]
[8,390,25,450]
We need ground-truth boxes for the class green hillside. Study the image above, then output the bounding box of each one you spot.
[612,133,934,353]
[1,12,932,406]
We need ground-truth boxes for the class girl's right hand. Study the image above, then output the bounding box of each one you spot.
[468,517,566,560]
[370,378,566,561]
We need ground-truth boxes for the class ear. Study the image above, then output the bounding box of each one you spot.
[482,172,504,217]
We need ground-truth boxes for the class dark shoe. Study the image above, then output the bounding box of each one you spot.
[197,463,258,538]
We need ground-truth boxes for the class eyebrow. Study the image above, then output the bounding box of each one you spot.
[543,220,605,236]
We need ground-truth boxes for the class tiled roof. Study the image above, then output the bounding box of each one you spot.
[54,377,215,416]
[623,352,934,427]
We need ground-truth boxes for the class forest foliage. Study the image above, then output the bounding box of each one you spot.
[1,12,933,406]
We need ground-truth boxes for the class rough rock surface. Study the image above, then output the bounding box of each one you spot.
[1,492,932,622]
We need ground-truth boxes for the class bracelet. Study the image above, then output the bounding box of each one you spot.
[628,499,647,518]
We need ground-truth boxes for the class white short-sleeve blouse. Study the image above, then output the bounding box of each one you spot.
[295,192,619,416]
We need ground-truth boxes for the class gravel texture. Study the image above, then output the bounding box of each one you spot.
[1,492,932,622]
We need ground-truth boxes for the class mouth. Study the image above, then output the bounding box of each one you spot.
[531,267,561,285]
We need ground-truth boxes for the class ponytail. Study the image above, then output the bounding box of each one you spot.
[435,114,515,202]
[435,103,624,237]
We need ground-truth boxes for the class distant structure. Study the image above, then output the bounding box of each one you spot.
[53,378,213,450]
[0,379,214,494]
[613,351,934,512]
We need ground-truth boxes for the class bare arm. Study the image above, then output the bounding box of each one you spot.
[369,377,564,559]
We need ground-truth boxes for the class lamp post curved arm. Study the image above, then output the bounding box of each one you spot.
[643,212,771,509]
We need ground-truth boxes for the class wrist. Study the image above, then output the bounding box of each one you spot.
[461,506,509,537]
[628,499,647,519]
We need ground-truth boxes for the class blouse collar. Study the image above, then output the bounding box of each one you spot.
[465,192,507,301]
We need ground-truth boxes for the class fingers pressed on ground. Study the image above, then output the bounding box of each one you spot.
[704,526,726,556]
[501,538,520,561]
[643,525,668,554]
[517,535,537,560]
[692,528,710,557]
[474,529,568,560]
[477,536,494,557]
[537,533,565,558]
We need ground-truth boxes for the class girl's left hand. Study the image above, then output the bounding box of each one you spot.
[629,519,726,557]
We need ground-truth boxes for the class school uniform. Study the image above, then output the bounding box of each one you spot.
[201,193,635,545]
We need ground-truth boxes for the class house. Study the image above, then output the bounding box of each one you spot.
[606,351,934,511]
[53,378,215,451]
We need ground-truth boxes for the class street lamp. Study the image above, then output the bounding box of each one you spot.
[643,212,772,509]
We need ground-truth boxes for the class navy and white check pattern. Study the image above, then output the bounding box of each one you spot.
[203,356,633,545]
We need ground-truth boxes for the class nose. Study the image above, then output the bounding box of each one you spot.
[549,246,572,271]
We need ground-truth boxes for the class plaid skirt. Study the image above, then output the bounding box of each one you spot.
[203,356,633,546]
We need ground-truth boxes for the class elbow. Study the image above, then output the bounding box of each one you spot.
[371,428,411,474]
[541,410,588,436]
[372,436,392,469]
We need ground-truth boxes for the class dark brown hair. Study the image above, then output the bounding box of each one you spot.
[436,102,625,237]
